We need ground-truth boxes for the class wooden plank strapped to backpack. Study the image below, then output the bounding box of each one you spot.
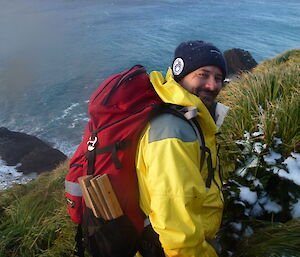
[78,174,123,220]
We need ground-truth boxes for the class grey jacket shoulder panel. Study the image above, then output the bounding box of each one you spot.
[149,113,197,143]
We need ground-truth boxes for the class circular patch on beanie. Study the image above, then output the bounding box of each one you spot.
[172,58,184,76]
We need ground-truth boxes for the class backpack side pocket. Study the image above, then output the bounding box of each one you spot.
[65,159,86,224]
[82,206,139,257]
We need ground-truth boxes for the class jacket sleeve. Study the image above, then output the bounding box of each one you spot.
[137,125,218,257]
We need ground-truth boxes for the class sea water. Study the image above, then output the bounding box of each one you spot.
[0,0,299,188]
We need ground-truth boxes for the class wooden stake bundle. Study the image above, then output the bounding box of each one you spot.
[78,174,123,220]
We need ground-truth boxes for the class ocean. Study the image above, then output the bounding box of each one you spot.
[0,0,299,188]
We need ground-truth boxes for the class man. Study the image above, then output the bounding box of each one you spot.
[136,40,229,257]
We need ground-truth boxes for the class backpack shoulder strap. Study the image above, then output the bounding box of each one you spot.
[158,104,205,166]
[158,104,214,190]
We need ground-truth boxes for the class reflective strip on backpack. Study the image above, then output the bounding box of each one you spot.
[65,180,82,196]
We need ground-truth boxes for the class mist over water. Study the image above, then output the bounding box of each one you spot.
[0,0,299,158]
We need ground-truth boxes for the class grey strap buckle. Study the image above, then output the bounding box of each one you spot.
[183,106,198,120]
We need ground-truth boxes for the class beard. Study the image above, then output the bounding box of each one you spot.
[193,88,218,108]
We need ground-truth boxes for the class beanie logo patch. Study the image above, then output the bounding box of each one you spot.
[173,58,184,76]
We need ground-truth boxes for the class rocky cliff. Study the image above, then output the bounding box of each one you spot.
[0,127,67,174]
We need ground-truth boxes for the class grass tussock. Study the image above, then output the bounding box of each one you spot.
[219,49,300,163]
[235,218,300,257]
[218,49,300,256]
[0,161,77,257]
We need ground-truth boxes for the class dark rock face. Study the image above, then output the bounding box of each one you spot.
[0,127,67,174]
[224,48,258,77]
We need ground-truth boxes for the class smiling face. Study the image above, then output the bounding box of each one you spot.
[178,65,224,108]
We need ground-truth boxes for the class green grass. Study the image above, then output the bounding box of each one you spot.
[219,49,300,165]
[217,49,300,257]
[0,161,77,257]
[234,218,300,257]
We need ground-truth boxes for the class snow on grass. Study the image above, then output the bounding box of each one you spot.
[239,186,257,204]
[243,226,254,237]
[252,131,263,137]
[250,202,263,216]
[291,199,300,218]
[253,179,263,188]
[230,222,242,232]
[263,149,282,164]
[254,142,263,154]
[277,153,300,186]
[262,198,282,213]
[234,200,246,207]
[236,156,259,177]
[274,137,282,146]
[244,131,251,140]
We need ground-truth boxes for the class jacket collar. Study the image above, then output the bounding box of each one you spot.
[150,68,229,130]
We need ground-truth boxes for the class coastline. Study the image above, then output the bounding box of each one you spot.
[0,158,37,190]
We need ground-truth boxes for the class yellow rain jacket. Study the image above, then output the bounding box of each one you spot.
[136,68,229,257]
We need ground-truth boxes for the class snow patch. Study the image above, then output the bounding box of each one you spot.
[263,198,282,213]
[254,142,263,154]
[291,199,300,218]
[253,179,263,188]
[239,186,257,204]
[277,153,300,186]
[263,149,282,164]
[274,137,282,146]
[248,157,259,168]
[234,200,246,207]
[243,226,254,237]
[230,222,242,232]
[236,156,259,177]
[251,202,263,216]
[252,131,263,137]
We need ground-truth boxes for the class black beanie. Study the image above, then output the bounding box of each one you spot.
[172,40,227,82]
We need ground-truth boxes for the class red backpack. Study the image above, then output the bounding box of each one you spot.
[65,65,164,257]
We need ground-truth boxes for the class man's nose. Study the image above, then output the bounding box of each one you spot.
[204,76,218,91]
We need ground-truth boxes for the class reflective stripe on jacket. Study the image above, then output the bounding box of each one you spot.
[136,68,229,257]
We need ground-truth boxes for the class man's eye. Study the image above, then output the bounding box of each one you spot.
[198,73,208,78]
[215,77,223,83]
